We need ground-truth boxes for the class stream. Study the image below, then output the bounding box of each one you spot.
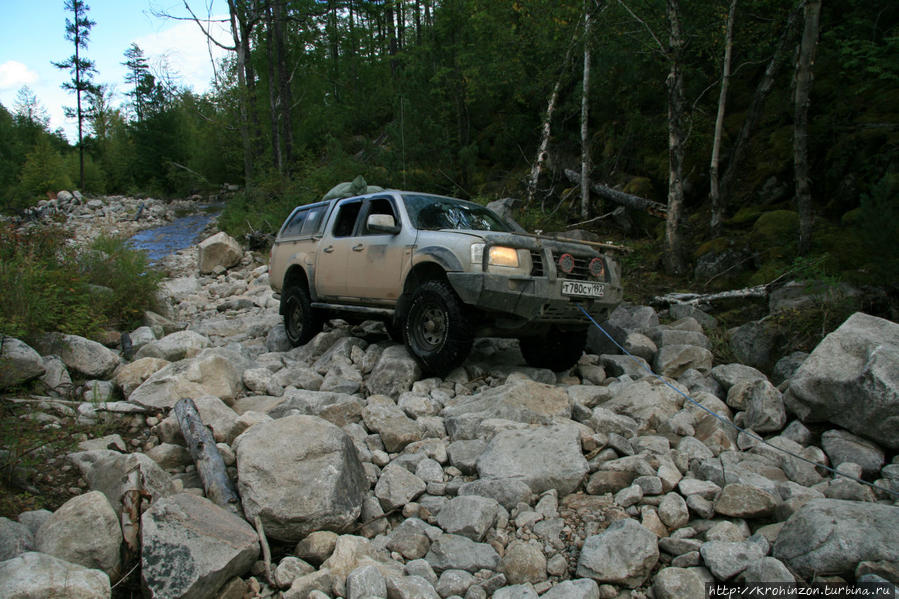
[128,205,221,264]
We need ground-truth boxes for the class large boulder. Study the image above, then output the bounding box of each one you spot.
[35,491,123,579]
[127,349,244,409]
[67,450,177,516]
[476,423,588,496]
[362,395,424,453]
[141,493,259,599]
[773,499,899,579]
[134,330,211,361]
[33,333,119,378]
[198,232,242,274]
[366,345,422,397]
[0,552,110,598]
[0,337,45,389]
[784,312,899,449]
[442,376,571,440]
[235,415,368,541]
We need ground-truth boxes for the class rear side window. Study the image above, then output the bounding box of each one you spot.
[281,208,309,237]
[301,206,326,235]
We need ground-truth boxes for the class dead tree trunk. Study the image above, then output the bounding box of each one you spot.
[580,0,593,220]
[174,398,241,513]
[709,0,737,236]
[564,168,667,217]
[720,2,802,206]
[526,27,578,207]
[794,0,821,254]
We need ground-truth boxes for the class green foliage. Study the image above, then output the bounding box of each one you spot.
[0,226,160,342]
[856,174,899,282]
[16,138,72,207]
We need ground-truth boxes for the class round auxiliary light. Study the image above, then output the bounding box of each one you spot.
[589,257,605,278]
[558,253,575,274]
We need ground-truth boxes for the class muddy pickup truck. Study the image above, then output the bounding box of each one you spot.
[269,190,623,375]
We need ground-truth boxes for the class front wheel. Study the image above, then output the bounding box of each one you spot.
[519,327,588,372]
[403,280,474,376]
[282,284,322,346]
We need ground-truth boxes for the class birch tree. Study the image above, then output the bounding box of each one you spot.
[709,0,737,236]
[580,0,594,220]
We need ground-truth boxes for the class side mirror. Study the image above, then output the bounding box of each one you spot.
[367,214,401,235]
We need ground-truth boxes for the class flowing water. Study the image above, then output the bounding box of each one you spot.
[128,205,222,264]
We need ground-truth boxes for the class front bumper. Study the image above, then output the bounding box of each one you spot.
[447,271,623,325]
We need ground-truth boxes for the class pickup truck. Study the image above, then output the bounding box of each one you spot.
[269,190,623,375]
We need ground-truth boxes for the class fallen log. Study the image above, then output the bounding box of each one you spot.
[564,169,667,218]
[174,398,241,514]
[653,284,769,307]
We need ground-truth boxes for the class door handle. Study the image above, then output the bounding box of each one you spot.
[323,246,334,253]
[352,244,365,252]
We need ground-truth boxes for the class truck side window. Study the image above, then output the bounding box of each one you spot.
[332,200,363,237]
[300,206,325,235]
[281,208,308,237]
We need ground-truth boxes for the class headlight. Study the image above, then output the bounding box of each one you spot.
[470,244,520,268]
[488,246,520,268]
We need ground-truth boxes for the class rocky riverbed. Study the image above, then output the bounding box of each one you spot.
[1,195,898,599]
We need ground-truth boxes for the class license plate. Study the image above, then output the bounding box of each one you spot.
[561,280,605,298]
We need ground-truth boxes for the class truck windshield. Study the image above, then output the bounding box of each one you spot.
[403,194,511,232]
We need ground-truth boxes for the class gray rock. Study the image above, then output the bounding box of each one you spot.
[35,490,122,579]
[501,540,547,585]
[436,495,500,541]
[363,395,424,452]
[710,363,767,391]
[652,567,707,599]
[575,518,659,588]
[0,552,110,598]
[141,493,259,599]
[447,439,487,474]
[274,556,315,588]
[17,510,52,536]
[740,379,787,433]
[442,377,571,440]
[0,517,33,561]
[728,321,778,370]
[387,574,441,599]
[476,423,588,495]
[622,332,657,362]
[773,498,899,578]
[821,429,886,478]
[589,407,638,437]
[271,388,363,427]
[346,564,387,599]
[0,337,46,389]
[67,450,176,516]
[539,579,600,599]
[39,354,73,396]
[700,539,767,580]
[493,584,539,599]
[135,330,211,361]
[424,533,501,573]
[34,332,120,378]
[600,354,651,378]
[738,557,795,583]
[714,483,778,518]
[198,231,242,274]
[658,492,690,530]
[375,463,427,511]
[457,478,533,510]
[128,350,244,410]
[236,415,368,541]
[600,378,684,431]
[437,569,477,597]
[784,312,899,449]
[772,351,808,386]
[366,345,422,397]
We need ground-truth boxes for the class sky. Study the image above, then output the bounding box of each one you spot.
[0,1,232,142]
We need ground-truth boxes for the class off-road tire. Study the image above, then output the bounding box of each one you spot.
[403,279,474,376]
[519,327,588,372]
[283,284,322,346]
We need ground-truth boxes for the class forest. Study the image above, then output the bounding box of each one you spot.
[1,0,897,293]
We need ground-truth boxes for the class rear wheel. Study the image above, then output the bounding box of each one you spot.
[519,327,588,372]
[283,284,322,346]
[403,280,474,376]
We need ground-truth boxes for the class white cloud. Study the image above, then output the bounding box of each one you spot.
[0,60,39,90]
[134,17,231,92]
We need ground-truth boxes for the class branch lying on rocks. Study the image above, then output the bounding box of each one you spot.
[653,284,770,307]
[174,398,242,513]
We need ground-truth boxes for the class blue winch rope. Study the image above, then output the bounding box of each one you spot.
[577,305,899,499]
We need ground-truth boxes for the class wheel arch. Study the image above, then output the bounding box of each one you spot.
[396,261,449,322]
[281,265,312,314]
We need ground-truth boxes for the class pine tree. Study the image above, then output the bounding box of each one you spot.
[52,0,98,189]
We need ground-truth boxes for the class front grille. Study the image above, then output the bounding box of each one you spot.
[529,250,545,277]
[546,250,596,281]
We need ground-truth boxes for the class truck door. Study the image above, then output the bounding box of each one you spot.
[344,196,410,301]
[315,198,363,299]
